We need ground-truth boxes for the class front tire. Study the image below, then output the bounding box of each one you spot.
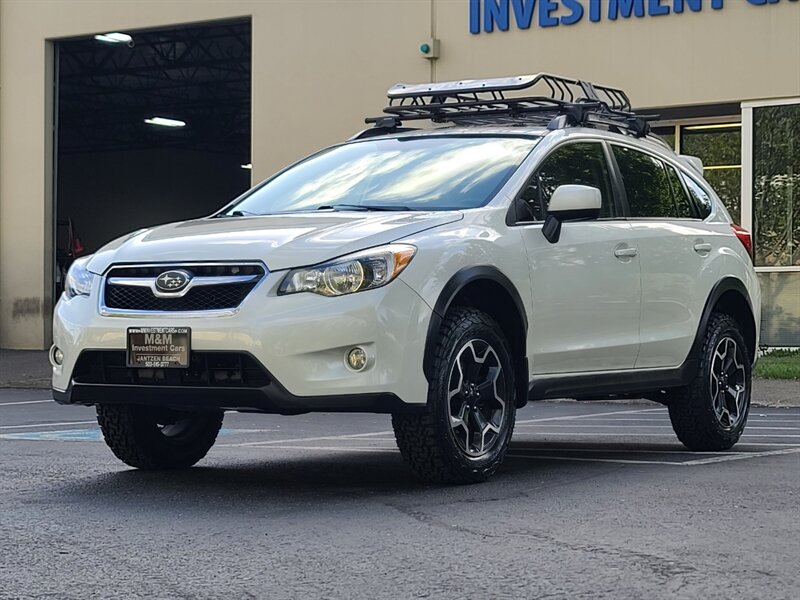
[97,404,223,469]
[393,307,516,484]
[668,313,752,451]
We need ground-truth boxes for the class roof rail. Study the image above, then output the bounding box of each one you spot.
[363,73,656,139]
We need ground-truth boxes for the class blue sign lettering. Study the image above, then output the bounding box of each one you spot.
[608,0,646,19]
[470,0,790,33]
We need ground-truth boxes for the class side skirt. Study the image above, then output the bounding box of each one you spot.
[528,359,698,401]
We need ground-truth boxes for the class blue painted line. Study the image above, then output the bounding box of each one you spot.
[0,429,103,442]
[0,427,245,442]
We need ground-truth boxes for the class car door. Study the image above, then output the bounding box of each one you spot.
[515,140,642,375]
[609,144,717,369]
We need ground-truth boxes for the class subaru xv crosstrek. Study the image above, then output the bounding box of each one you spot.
[52,74,760,483]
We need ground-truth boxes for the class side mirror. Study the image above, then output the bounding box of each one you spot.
[542,185,602,244]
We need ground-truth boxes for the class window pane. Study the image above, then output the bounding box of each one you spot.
[517,142,614,222]
[228,136,538,215]
[682,174,713,219]
[753,104,800,267]
[680,123,741,223]
[665,164,695,218]
[612,146,676,218]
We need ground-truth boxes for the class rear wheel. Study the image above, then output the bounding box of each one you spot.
[97,404,223,469]
[668,313,752,451]
[393,307,516,484]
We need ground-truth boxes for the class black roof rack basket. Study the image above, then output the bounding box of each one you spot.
[363,73,655,139]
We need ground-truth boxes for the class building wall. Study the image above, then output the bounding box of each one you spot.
[435,1,800,109]
[0,0,799,348]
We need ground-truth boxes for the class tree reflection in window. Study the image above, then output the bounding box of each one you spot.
[518,142,614,222]
[753,104,800,267]
[612,146,677,218]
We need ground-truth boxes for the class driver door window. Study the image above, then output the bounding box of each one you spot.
[517,142,616,222]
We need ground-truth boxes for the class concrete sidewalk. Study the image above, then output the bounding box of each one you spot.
[1,349,797,406]
[0,350,52,389]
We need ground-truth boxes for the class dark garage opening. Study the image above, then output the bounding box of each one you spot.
[54,19,251,293]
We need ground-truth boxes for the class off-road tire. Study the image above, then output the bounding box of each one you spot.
[668,313,752,451]
[97,404,224,469]
[393,307,516,484]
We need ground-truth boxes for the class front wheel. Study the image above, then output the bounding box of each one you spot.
[668,313,752,451]
[393,307,516,484]
[97,404,223,469]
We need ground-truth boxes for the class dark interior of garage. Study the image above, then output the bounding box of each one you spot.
[55,19,251,287]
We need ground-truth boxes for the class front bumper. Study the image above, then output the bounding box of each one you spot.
[52,271,433,412]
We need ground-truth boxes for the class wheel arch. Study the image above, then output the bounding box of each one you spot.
[423,266,529,407]
[690,277,757,366]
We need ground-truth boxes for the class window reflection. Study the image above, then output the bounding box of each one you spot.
[229,136,538,214]
[680,123,741,223]
[753,105,800,267]
[518,142,614,222]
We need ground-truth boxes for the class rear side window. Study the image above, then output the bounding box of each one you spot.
[612,146,677,218]
[681,173,714,219]
[517,142,615,222]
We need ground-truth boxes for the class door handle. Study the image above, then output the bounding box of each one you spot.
[614,247,638,258]
[693,242,712,254]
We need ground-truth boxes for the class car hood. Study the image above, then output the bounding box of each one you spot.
[86,211,462,274]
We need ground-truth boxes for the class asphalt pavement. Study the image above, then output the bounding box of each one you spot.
[0,388,798,599]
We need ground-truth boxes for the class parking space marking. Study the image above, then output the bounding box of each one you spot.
[0,426,280,442]
[0,429,103,442]
[509,447,800,466]
[0,420,96,430]
[218,430,394,448]
[0,400,53,407]
[516,407,665,425]
[508,454,686,466]
[518,424,800,430]
[512,431,800,438]
[681,448,800,465]
[250,445,397,453]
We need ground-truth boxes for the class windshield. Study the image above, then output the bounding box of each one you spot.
[221,135,538,215]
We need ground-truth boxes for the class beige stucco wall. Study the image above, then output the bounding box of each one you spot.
[0,0,798,349]
[435,0,800,109]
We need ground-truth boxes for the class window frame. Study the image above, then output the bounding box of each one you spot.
[508,138,626,227]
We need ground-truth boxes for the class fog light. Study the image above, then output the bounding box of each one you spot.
[52,347,64,366]
[346,347,367,371]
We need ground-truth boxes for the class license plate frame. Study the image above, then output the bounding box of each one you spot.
[126,327,191,369]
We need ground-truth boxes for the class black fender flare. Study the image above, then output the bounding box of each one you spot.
[687,276,755,368]
[422,266,528,381]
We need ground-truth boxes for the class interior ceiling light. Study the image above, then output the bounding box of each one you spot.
[144,117,186,128]
[241,163,253,170]
[683,123,741,131]
[93,32,133,45]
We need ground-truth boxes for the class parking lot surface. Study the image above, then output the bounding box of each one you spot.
[1,389,798,599]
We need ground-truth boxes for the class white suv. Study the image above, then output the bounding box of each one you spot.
[51,74,760,483]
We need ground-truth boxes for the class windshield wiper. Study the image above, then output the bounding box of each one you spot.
[316,204,414,212]
[217,209,261,218]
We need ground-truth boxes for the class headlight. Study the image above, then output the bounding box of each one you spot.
[64,256,94,299]
[279,244,416,297]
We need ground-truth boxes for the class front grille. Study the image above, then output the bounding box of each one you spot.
[105,282,257,311]
[103,263,265,312]
[73,351,270,387]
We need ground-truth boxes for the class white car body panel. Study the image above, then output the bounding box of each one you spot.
[52,271,433,404]
[52,124,761,413]
[632,220,727,369]
[520,220,641,374]
[86,211,463,275]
